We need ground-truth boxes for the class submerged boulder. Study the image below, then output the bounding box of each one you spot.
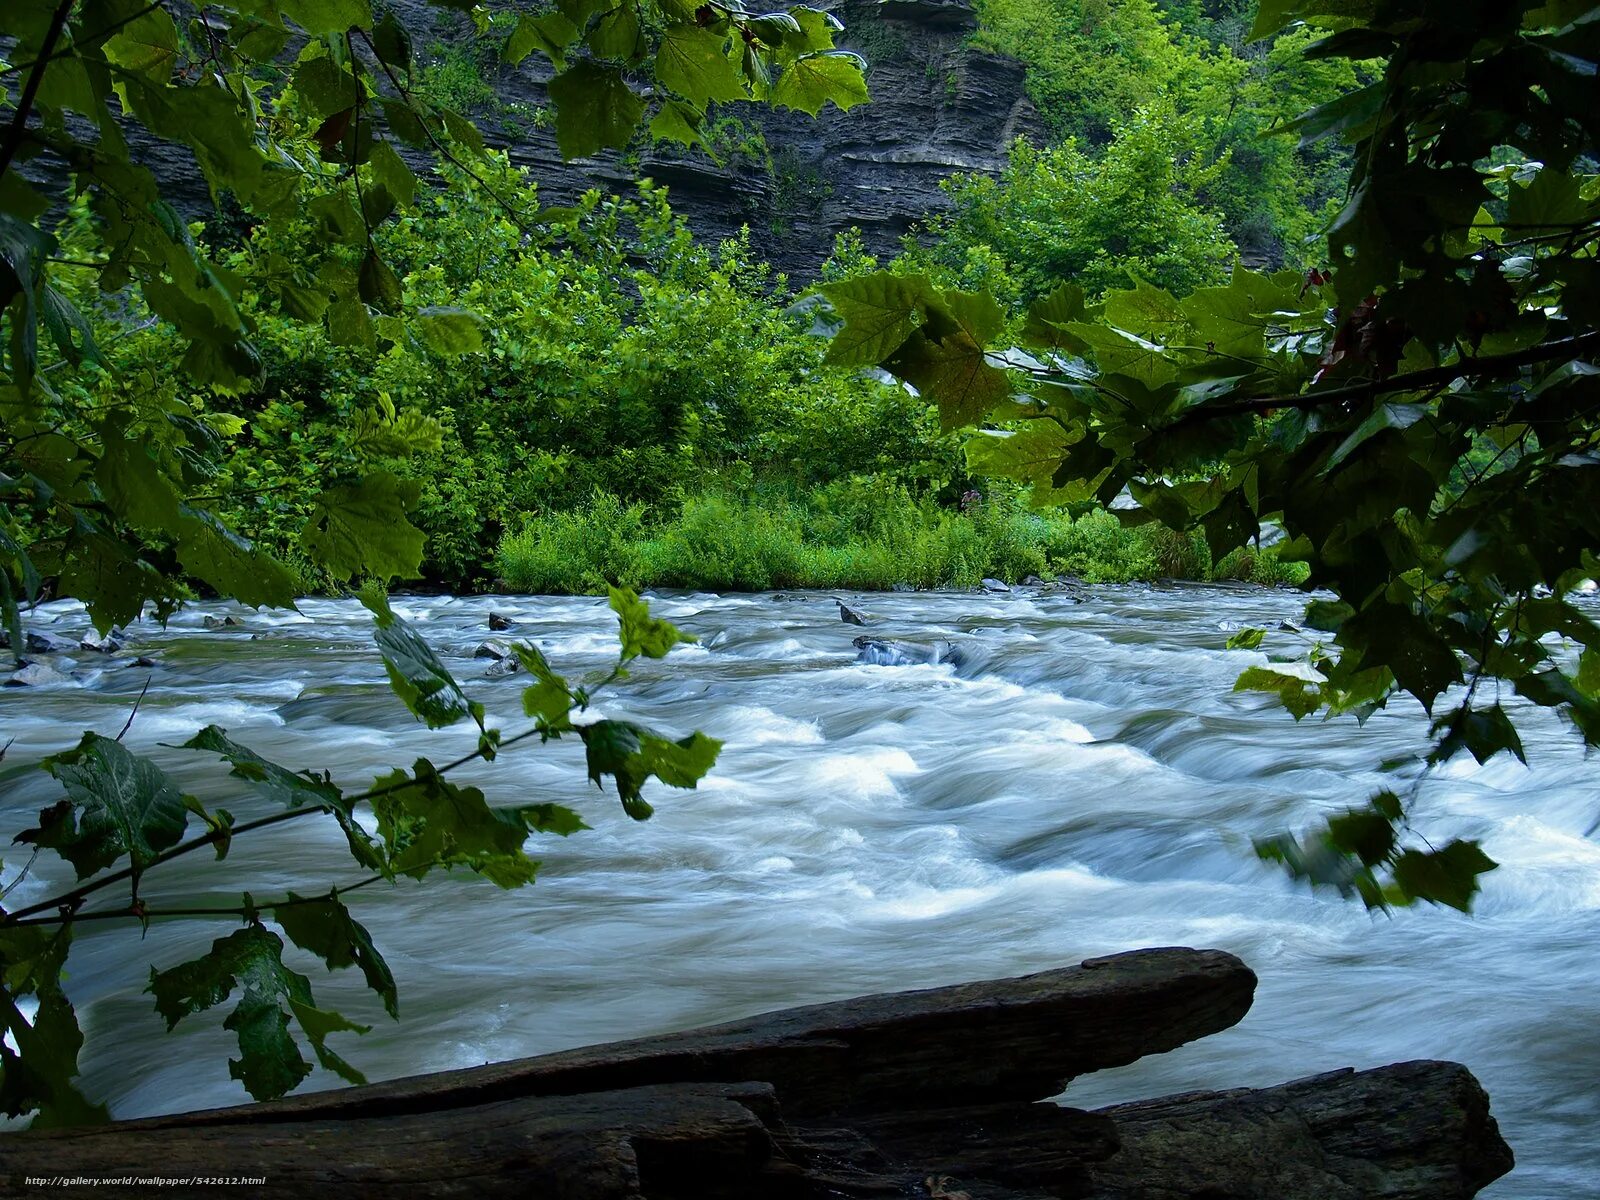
[854,636,966,668]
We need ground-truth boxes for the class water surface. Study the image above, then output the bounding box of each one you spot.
[2,587,1595,1196]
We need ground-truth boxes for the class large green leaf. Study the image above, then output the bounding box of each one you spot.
[302,470,426,582]
[273,895,398,1019]
[609,587,693,661]
[0,926,106,1127]
[580,720,721,820]
[821,272,936,366]
[362,590,482,729]
[148,922,367,1101]
[367,758,540,887]
[771,51,868,116]
[27,734,191,879]
[548,61,644,159]
[655,27,746,107]
[176,509,298,610]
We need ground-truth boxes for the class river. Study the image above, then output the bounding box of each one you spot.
[1,586,1596,1196]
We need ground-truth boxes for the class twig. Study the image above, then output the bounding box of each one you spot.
[1168,330,1600,426]
[2,872,394,928]
[115,675,153,742]
[355,29,534,233]
[0,850,41,902]
[0,0,76,182]
[1,1,165,78]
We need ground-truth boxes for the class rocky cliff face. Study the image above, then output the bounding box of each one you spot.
[416,0,1042,279]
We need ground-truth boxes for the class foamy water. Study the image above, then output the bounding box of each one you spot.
[2,587,1596,1196]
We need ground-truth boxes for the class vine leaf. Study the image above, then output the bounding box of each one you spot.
[0,926,107,1127]
[516,644,575,725]
[771,51,868,116]
[25,734,191,881]
[580,720,722,820]
[548,61,644,160]
[181,726,383,871]
[303,469,427,582]
[367,758,541,887]
[361,589,484,730]
[821,273,936,366]
[148,922,368,1101]
[273,894,398,1020]
[609,587,694,661]
[655,26,745,107]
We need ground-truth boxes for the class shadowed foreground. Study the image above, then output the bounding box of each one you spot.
[0,948,1511,1198]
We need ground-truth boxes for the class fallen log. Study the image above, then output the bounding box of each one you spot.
[0,949,1513,1200]
[1084,1059,1515,1200]
[124,945,1258,1125]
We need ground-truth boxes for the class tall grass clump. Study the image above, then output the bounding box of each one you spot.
[492,487,1309,594]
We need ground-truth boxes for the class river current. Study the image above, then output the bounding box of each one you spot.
[1,586,1596,1196]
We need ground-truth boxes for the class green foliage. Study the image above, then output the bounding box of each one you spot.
[494,484,1306,592]
[827,0,1600,911]
[965,0,1367,268]
[908,108,1237,305]
[64,169,946,590]
[1,0,843,1126]
[0,0,869,631]
[2,593,712,1120]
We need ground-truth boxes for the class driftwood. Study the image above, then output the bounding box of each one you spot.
[0,948,1512,1199]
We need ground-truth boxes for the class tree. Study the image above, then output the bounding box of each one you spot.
[824,0,1600,912]
[0,0,866,1124]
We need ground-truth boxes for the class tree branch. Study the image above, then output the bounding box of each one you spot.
[0,0,77,182]
[1172,330,1600,426]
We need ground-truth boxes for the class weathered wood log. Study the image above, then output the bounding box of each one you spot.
[1,1081,809,1200]
[0,950,1513,1200]
[124,946,1258,1125]
[1083,1060,1514,1200]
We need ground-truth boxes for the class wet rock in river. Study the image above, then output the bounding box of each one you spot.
[6,662,70,687]
[474,640,511,660]
[837,600,868,626]
[25,631,77,654]
[981,578,1011,593]
[489,612,515,631]
[485,655,522,678]
[204,615,244,630]
[80,632,123,653]
[854,636,966,669]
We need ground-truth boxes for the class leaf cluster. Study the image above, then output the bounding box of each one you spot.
[0,588,715,1121]
[825,0,1600,909]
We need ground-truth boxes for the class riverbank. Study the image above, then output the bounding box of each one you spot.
[492,492,1309,595]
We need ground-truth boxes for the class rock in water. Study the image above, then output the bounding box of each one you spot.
[854,637,966,669]
[80,633,123,653]
[489,612,514,631]
[24,630,77,654]
[837,599,868,626]
[474,640,511,660]
[203,615,244,630]
[6,662,69,687]
[1086,1060,1513,1200]
[981,578,1011,593]
[485,656,522,678]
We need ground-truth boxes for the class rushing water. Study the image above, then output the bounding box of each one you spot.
[1,587,1596,1195]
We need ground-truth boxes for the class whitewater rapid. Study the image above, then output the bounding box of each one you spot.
[1,587,1596,1196]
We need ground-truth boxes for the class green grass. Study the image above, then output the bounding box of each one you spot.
[493,488,1309,594]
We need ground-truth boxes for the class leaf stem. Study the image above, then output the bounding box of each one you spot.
[2,873,393,929]
[2,722,554,925]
